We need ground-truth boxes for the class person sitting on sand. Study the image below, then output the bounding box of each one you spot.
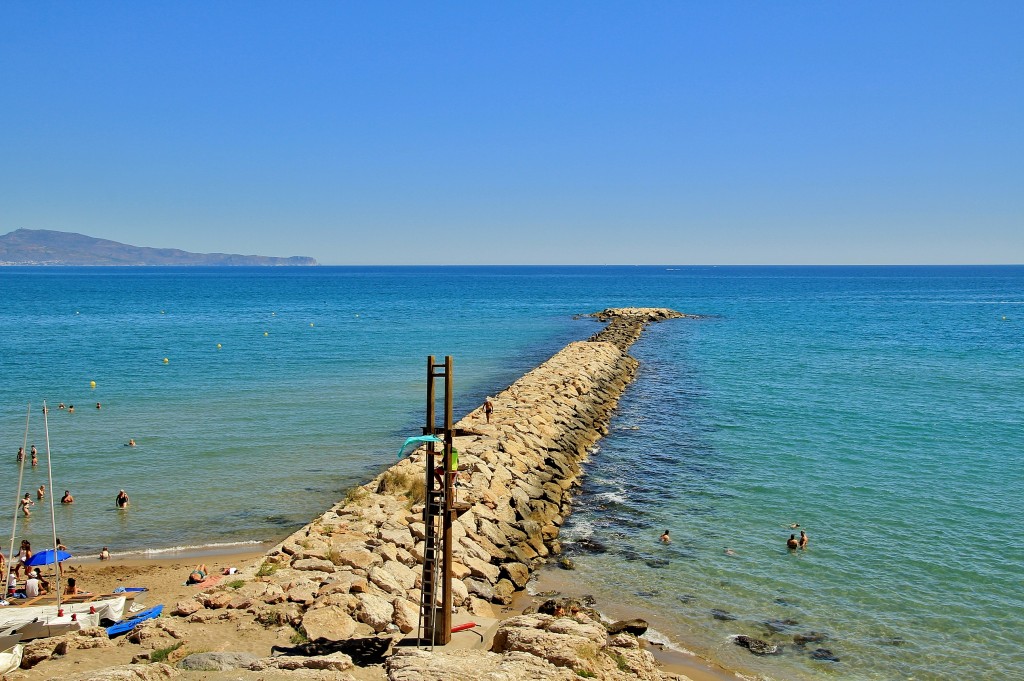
[660,529,671,543]
[99,547,110,560]
[187,564,209,585]
[787,534,799,550]
[24,571,46,598]
[799,530,808,549]
[115,489,130,508]
[66,577,88,596]
[61,490,74,504]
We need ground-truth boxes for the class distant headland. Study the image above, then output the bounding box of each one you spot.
[0,229,318,266]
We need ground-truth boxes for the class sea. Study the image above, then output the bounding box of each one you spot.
[0,265,1020,680]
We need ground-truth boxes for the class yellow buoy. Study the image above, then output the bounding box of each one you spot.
[161,310,166,314]
[216,343,222,349]
[264,332,269,336]
[310,323,314,327]
[89,380,96,389]
[163,358,169,364]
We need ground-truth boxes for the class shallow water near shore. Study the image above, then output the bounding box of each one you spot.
[1,265,1022,680]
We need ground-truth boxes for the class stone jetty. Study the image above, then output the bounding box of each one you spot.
[25,308,693,680]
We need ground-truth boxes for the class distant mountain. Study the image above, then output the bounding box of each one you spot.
[0,229,318,266]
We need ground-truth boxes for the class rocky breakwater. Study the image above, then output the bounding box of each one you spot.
[134,307,690,679]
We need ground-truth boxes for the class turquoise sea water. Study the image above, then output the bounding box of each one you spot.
[1,266,1021,680]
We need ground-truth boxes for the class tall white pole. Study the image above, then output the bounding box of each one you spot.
[43,402,63,610]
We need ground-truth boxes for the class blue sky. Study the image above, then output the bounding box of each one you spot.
[1,2,1021,264]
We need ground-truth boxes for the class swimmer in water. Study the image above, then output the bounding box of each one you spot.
[660,530,671,543]
[799,530,808,549]
[787,534,799,550]
[115,489,130,508]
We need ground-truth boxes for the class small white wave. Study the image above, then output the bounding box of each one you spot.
[108,540,264,558]
[595,491,628,504]
[560,518,594,542]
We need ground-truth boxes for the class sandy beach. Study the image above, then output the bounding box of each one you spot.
[15,546,737,681]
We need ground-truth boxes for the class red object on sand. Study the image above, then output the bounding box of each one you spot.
[451,622,477,633]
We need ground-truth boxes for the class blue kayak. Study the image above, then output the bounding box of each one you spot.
[106,604,163,637]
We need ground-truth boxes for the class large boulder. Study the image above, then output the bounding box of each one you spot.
[65,663,180,680]
[177,652,259,671]
[301,605,358,640]
[385,647,577,681]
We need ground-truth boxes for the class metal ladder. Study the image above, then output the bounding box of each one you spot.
[417,488,445,648]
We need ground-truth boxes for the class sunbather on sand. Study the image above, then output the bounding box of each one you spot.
[187,564,209,585]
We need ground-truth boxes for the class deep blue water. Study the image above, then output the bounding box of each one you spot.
[1,265,1021,680]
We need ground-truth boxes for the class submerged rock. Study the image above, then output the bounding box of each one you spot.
[576,538,608,554]
[733,635,780,656]
[793,631,829,645]
[810,648,840,662]
[711,609,737,621]
[762,617,800,633]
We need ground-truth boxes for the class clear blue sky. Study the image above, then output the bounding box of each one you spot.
[1,2,1021,264]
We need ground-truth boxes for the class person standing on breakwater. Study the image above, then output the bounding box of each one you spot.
[799,530,808,549]
[484,397,494,423]
[115,489,130,508]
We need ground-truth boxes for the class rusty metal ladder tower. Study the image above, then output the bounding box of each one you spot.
[417,355,454,648]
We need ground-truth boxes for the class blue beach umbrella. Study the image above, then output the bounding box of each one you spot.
[24,549,72,567]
